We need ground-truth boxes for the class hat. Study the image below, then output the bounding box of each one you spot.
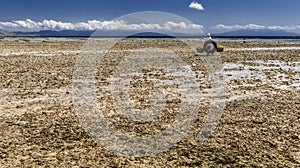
[207,33,211,37]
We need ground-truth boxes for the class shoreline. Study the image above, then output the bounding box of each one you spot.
[2,36,300,44]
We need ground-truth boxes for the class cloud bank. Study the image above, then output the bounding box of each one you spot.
[212,24,265,30]
[211,24,300,31]
[0,19,203,32]
[1,19,300,34]
[189,1,204,11]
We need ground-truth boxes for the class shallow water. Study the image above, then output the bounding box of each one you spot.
[217,38,300,44]
[228,46,300,51]
[224,60,300,91]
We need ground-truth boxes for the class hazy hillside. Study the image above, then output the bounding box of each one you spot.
[15,30,95,37]
[0,29,16,36]
[214,29,300,37]
[8,29,300,37]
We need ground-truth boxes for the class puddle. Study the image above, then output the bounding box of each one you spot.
[228,47,300,51]
[224,60,300,92]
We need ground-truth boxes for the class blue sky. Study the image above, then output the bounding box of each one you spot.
[1,0,300,33]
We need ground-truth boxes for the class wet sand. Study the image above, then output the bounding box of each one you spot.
[0,39,299,167]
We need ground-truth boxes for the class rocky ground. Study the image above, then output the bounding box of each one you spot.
[0,38,299,167]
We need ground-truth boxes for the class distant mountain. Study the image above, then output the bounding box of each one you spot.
[12,29,300,37]
[214,29,300,37]
[127,32,175,38]
[0,29,16,36]
[15,30,95,37]
[14,30,197,37]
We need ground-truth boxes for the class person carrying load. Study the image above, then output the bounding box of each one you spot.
[206,33,218,49]
[197,33,224,55]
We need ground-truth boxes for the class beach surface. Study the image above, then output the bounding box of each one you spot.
[0,38,299,167]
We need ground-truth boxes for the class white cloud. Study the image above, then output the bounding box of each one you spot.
[14,19,41,29]
[211,24,266,30]
[0,19,204,32]
[267,25,300,30]
[189,1,204,11]
[40,20,75,30]
[2,19,300,34]
[164,21,203,30]
[0,21,19,28]
[209,24,300,34]
[211,24,300,32]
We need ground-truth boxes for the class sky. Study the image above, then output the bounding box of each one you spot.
[0,0,300,33]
